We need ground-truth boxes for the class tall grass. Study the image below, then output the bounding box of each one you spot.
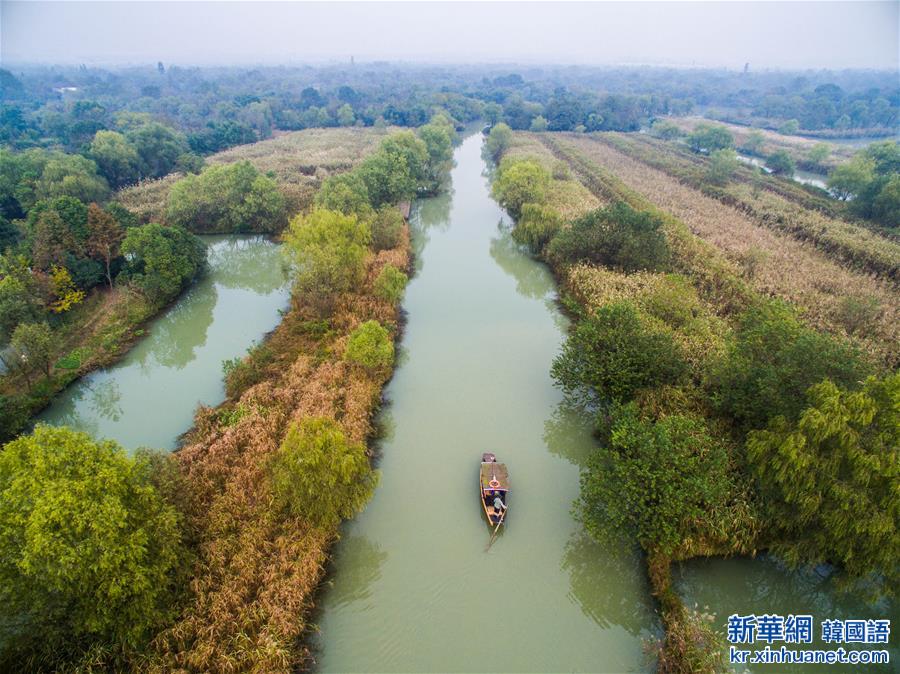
[549,134,899,368]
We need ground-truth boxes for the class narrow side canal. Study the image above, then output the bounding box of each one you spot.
[38,235,290,450]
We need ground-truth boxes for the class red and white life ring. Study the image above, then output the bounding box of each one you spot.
[489,479,500,489]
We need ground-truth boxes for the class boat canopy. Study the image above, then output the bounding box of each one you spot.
[480,462,509,492]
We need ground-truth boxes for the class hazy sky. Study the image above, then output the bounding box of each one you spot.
[2,1,898,70]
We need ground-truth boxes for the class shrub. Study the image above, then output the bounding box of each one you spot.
[546,201,669,272]
[491,157,551,220]
[707,300,871,430]
[687,123,733,153]
[370,205,404,251]
[484,122,512,161]
[512,202,563,254]
[282,208,370,305]
[766,150,796,177]
[167,161,286,233]
[222,343,274,398]
[551,301,688,403]
[344,320,394,369]
[374,264,408,304]
[0,425,186,662]
[746,374,899,596]
[581,403,736,555]
[705,148,738,185]
[650,119,684,140]
[269,417,378,528]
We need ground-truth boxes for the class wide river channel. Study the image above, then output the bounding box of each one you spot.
[35,135,896,672]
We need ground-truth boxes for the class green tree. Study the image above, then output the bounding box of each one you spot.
[828,155,875,200]
[270,417,378,528]
[31,209,79,272]
[778,119,801,135]
[35,153,110,205]
[373,264,408,304]
[120,223,206,306]
[10,322,55,380]
[491,157,551,220]
[484,122,512,161]
[529,115,549,132]
[315,171,374,221]
[512,202,563,254]
[167,161,286,233]
[581,403,737,555]
[89,130,141,188]
[337,103,355,127]
[552,301,687,403]
[766,150,796,176]
[124,120,189,179]
[687,123,733,153]
[806,143,830,166]
[649,119,682,140]
[705,148,739,185]
[344,320,394,369]
[0,425,186,660]
[0,254,41,343]
[707,301,871,430]
[546,202,669,273]
[483,102,503,126]
[282,208,370,305]
[746,375,899,595]
[871,174,900,227]
[358,147,415,208]
[418,117,454,191]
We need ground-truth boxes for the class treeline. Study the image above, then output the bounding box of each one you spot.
[4,64,895,158]
[490,129,898,672]
[0,123,453,671]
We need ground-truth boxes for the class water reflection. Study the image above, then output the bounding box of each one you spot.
[563,529,660,638]
[325,536,388,609]
[409,192,452,273]
[208,236,289,293]
[543,398,596,467]
[88,379,122,422]
[674,555,899,673]
[138,284,217,370]
[488,225,556,301]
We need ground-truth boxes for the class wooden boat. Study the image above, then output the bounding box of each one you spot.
[480,452,509,528]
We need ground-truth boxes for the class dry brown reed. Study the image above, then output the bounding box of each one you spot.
[146,226,410,673]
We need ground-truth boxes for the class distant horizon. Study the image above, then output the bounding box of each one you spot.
[2,1,898,71]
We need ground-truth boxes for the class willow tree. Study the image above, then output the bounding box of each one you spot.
[746,374,899,596]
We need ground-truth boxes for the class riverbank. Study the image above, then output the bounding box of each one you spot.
[492,127,897,672]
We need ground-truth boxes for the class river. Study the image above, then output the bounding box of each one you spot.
[311,133,658,672]
[37,235,290,450]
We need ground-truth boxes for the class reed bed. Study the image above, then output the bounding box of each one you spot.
[147,230,410,673]
[598,134,900,281]
[546,135,900,368]
[504,133,601,219]
[116,128,388,225]
[667,116,856,169]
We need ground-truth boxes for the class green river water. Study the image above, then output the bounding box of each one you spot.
[34,136,896,673]
[38,235,290,450]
